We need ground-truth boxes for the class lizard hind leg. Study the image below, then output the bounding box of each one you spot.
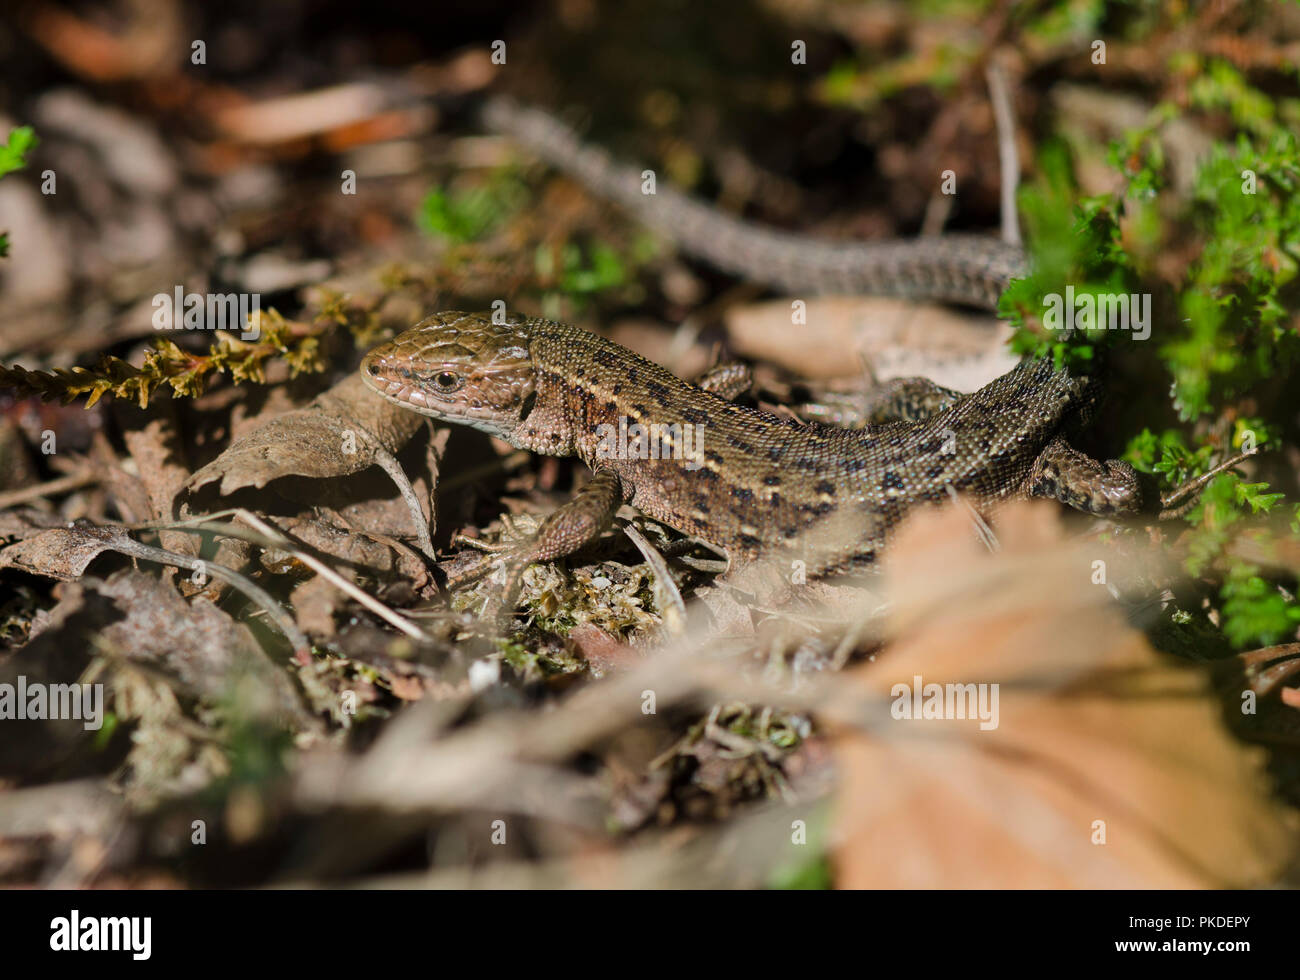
[695,361,753,400]
[1028,436,1144,516]
[860,376,966,424]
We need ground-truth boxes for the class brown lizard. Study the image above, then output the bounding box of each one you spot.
[362,311,1143,583]
[360,102,1241,605]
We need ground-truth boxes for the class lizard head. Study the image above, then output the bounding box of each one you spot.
[361,311,537,439]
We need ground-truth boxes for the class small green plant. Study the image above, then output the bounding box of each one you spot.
[0,125,37,257]
[821,3,1300,652]
[417,170,528,243]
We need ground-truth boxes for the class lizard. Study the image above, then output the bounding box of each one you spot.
[360,100,1240,607]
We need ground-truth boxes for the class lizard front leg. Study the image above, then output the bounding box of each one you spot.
[1027,436,1143,516]
[498,467,626,619]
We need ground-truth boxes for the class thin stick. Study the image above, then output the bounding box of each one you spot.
[985,60,1021,248]
[624,522,687,633]
[110,537,309,656]
[234,510,437,645]
[141,509,435,645]
[0,469,99,510]
[1159,449,1258,517]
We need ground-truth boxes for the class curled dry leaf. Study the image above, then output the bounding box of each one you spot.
[180,372,441,562]
[183,373,424,497]
[0,522,134,580]
[115,401,199,557]
[274,512,431,641]
[269,513,431,587]
[827,501,1297,888]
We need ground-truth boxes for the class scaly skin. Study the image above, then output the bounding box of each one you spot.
[361,311,1144,577]
[481,97,1027,309]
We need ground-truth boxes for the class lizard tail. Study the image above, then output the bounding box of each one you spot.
[482,97,1026,312]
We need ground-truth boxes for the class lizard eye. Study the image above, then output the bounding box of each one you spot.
[428,371,463,394]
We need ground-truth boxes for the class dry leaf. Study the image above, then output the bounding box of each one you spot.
[827,501,1297,888]
[0,523,134,580]
[725,296,1015,388]
[183,373,423,497]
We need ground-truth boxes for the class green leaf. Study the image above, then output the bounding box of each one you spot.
[0,126,37,178]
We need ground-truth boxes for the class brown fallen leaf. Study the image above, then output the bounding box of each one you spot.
[0,522,135,580]
[724,296,1015,388]
[181,372,438,559]
[0,520,307,654]
[182,373,423,496]
[827,501,1297,888]
[115,399,199,557]
[0,569,311,781]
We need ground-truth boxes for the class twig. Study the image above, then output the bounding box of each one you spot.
[141,508,436,645]
[0,469,99,510]
[623,522,687,633]
[110,536,309,657]
[1159,449,1258,518]
[985,60,1021,248]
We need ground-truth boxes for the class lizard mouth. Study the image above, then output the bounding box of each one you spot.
[360,353,457,415]
[361,353,417,401]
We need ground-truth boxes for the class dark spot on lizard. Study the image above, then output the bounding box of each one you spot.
[763,474,781,486]
[518,391,537,422]
[733,487,754,503]
[814,480,835,497]
[799,502,835,516]
[682,406,710,426]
